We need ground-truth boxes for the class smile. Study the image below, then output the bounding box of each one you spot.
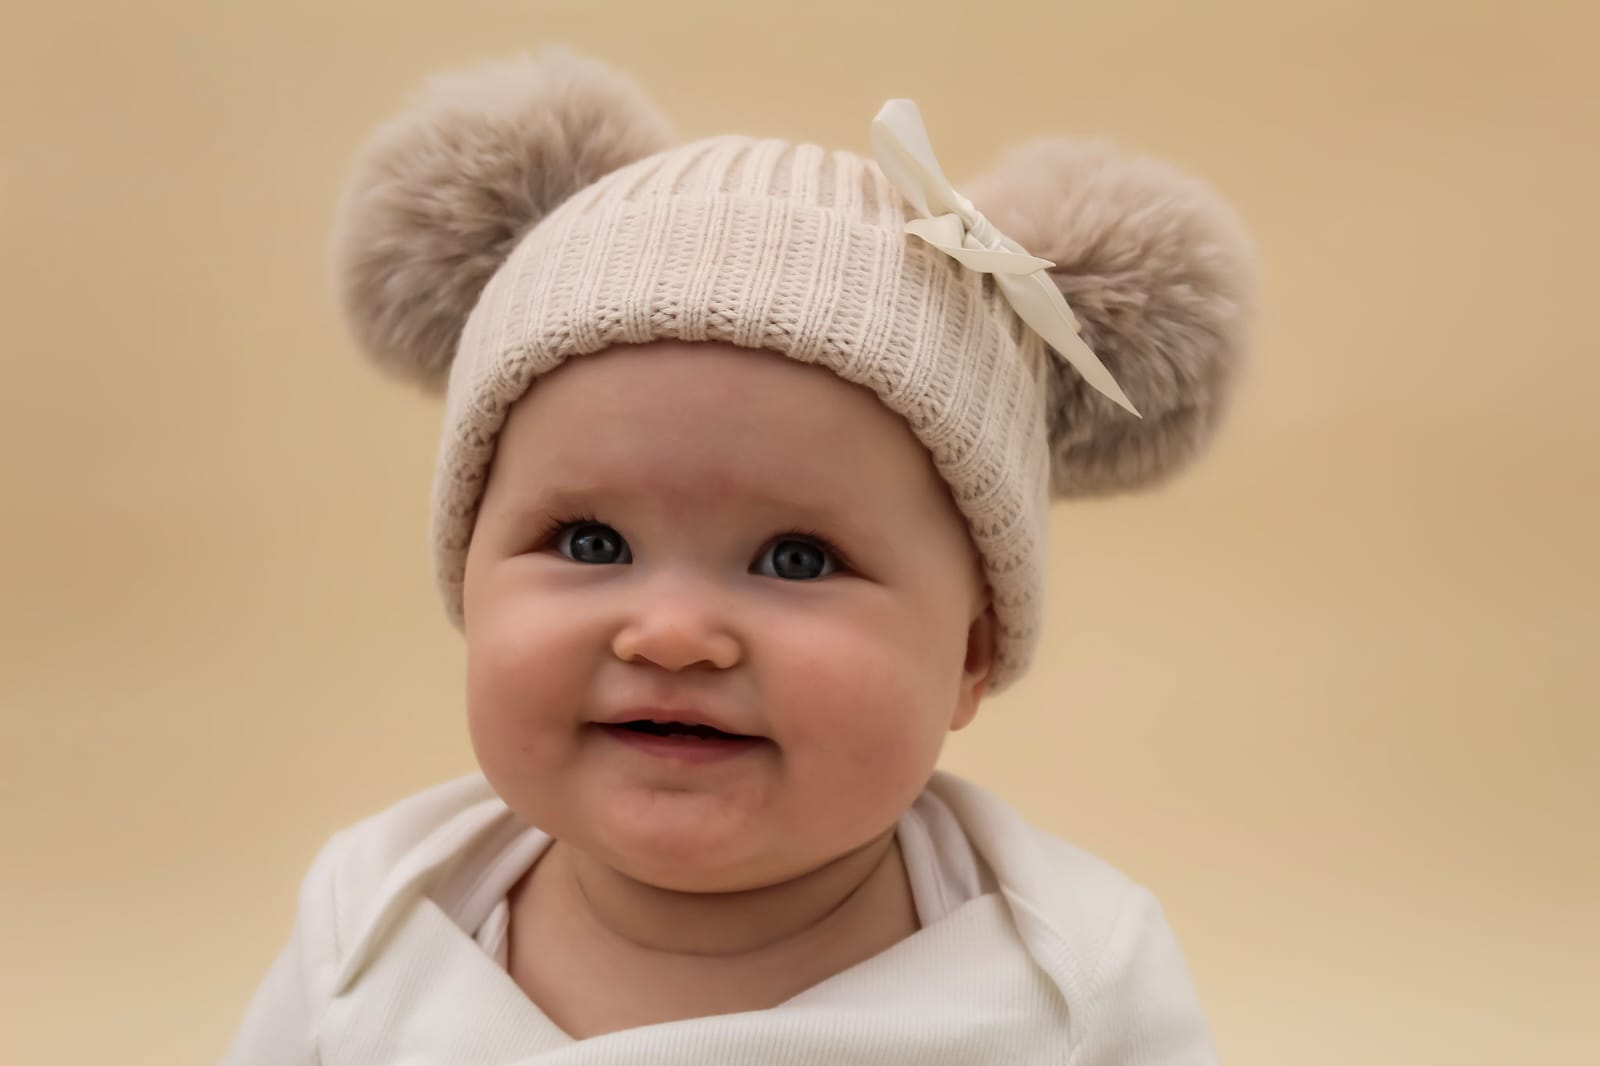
[598,722,766,763]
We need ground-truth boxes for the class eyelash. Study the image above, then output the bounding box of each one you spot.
[531,514,855,572]
[530,512,600,550]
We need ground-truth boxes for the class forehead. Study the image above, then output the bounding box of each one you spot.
[487,342,947,518]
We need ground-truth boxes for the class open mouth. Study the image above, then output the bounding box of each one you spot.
[609,720,750,741]
[599,720,764,762]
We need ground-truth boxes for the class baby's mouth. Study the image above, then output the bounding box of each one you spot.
[608,720,751,741]
[597,720,768,762]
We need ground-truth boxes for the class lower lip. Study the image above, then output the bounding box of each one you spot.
[599,725,765,763]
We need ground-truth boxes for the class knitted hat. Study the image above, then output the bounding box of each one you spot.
[329,45,1255,691]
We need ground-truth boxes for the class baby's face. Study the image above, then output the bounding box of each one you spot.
[461,341,994,894]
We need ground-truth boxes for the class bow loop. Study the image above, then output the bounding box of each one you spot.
[870,100,1140,417]
[904,215,1055,275]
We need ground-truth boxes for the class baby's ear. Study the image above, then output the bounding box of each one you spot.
[965,138,1257,498]
[329,45,676,392]
[952,605,998,731]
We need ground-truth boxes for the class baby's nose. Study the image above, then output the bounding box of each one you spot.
[611,587,741,672]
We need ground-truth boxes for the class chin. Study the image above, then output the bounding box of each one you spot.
[581,811,805,894]
[592,825,755,888]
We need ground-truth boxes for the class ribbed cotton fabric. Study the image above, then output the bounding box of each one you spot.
[218,771,1219,1065]
[431,135,1055,688]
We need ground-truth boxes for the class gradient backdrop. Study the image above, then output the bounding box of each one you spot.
[3,2,1595,1063]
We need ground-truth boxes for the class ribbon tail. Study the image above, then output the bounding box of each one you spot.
[997,272,1142,417]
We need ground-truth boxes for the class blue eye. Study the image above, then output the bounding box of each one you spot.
[754,537,837,581]
[542,520,841,576]
[555,522,631,565]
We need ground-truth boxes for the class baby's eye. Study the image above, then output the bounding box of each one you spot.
[554,521,631,565]
[753,536,838,581]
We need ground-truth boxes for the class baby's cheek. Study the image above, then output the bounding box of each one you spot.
[471,592,590,686]
[465,628,537,740]
[466,604,588,768]
[769,620,940,779]
[465,634,583,833]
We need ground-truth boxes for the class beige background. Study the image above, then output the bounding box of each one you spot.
[3,1,1596,1063]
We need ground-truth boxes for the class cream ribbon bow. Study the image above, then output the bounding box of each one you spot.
[869,99,1140,416]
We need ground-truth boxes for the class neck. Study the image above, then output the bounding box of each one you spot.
[549,829,912,959]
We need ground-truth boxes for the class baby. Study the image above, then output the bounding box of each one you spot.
[221,45,1253,1065]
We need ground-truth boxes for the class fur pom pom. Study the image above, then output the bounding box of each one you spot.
[965,138,1256,497]
[329,45,676,391]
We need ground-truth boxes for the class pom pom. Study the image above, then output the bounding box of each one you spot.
[965,138,1257,497]
[329,45,676,391]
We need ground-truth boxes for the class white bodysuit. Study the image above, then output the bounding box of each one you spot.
[219,769,1219,1065]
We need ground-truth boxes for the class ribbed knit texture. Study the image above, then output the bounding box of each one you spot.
[316,894,1064,1064]
[431,135,1054,688]
[218,771,1220,1064]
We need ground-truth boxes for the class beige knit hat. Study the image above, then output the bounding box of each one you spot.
[329,45,1256,691]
